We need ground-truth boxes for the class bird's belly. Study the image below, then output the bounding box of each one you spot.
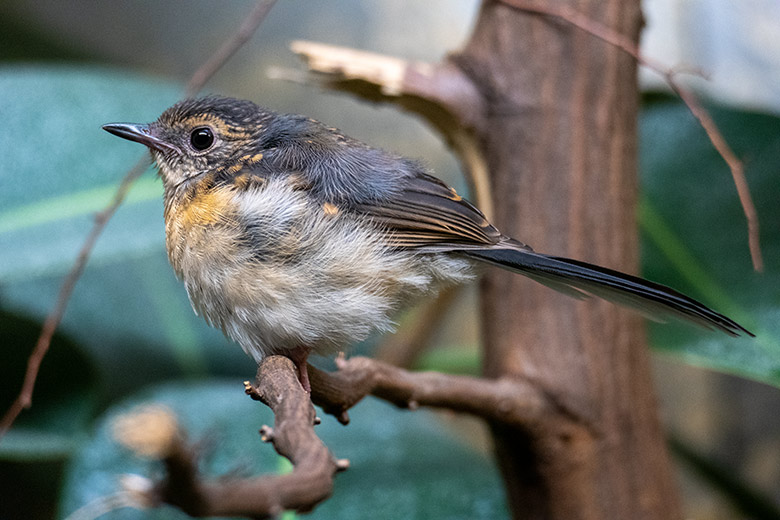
[164,180,474,361]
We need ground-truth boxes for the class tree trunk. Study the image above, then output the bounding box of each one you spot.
[454,2,683,518]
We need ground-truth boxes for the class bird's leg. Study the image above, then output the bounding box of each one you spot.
[288,345,312,393]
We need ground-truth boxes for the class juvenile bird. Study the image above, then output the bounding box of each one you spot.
[103,96,752,390]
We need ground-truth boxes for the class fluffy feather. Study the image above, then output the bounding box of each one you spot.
[165,175,473,361]
[101,95,752,376]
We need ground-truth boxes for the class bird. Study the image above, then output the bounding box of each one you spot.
[102,96,752,391]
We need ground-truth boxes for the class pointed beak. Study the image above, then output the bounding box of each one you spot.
[102,123,181,154]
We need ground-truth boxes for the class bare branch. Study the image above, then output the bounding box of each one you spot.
[113,357,341,518]
[186,0,278,97]
[98,333,576,518]
[1,158,148,436]
[498,0,763,272]
[1,0,278,439]
[129,355,574,517]
[310,355,560,428]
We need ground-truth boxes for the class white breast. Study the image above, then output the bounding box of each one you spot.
[167,177,475,361]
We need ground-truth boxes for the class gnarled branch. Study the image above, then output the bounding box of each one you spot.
[140,356,344,518]
[139,354,566,518]
[309,355,567,428]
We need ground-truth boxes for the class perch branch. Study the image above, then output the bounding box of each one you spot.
[498,0,763,272]
[310,355,565,428]
[113,354,560,518]
[111,357,343,518]
[0,0,278,439]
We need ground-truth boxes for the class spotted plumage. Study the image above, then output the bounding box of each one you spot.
[103,96,752,390]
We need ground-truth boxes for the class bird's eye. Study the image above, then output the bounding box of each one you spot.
[190,127,214,151]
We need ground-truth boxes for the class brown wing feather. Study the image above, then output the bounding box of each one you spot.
[353,173,503,249]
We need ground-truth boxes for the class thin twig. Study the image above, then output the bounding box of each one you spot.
[499,0,763,272]
[0,0,278,439]
[0,158,147,435]
[186,0,278,97]
[671,85,763,271]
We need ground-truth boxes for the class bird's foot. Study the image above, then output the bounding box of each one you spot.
[288,346,311,393]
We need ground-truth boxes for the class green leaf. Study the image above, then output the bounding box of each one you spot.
[0,311,97,461]
[0,428,85,461]
[639,94,780,386]
[0,66,254,407]
[0,65,178,282]
[59,381,508,520]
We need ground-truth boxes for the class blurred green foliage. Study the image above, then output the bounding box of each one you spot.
[639,94,780,384]
[58,382,508,520]
[0,64,777,519]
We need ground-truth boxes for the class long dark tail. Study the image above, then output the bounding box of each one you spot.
[465,245,752,337]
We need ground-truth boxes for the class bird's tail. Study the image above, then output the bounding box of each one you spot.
[465,243,752,337]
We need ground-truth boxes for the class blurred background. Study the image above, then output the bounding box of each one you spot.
[1,1,779,519]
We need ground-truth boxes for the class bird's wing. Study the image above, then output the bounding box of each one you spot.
[351,173,510,249]
[348,170,753,338]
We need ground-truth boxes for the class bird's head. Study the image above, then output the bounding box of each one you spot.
[103,96,269,189]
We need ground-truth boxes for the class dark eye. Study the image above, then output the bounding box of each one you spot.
[190,127,214,151]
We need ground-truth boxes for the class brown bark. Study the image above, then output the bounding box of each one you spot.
[148,357,345,518]
[454,1,682,519]
[309,355,553,425]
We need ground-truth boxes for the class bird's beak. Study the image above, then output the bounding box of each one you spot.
[102,123,181,154]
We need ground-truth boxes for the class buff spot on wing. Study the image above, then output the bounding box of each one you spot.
[449,188,462,201]
[229,154,264,183]
[232,173,250,190]
[245,153,263,164]
[322,202,339,217]
[233,173,266,190]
